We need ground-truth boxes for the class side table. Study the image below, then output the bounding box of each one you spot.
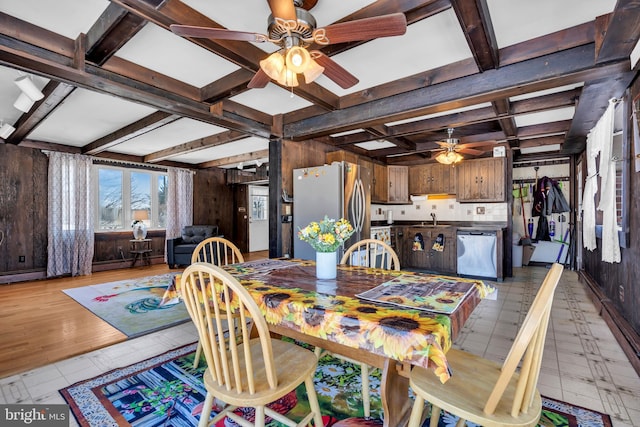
[130,239,152,267]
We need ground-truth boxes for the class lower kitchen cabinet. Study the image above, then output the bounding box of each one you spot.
[397,226,457,274]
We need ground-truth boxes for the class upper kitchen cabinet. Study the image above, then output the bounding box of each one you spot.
[409,164,456,195]
[326,150,359,165]
[388,165,409,203]
[456,157,506,202]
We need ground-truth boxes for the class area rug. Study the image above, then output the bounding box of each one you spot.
[60,342,613,427]
[62,273,188,338]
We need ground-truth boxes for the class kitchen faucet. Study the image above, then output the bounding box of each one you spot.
[431,212,437,226]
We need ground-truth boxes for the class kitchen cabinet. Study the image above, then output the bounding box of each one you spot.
[326,150,359,165]
[456,157,506,202]
[409,163,457,195]
[388,165,409,203]
[372,163,388,203]
[397,226,457,274]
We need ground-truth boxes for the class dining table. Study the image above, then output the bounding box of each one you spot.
[162,258,495,427]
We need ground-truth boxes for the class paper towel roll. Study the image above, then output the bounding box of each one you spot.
[387,210,393,224]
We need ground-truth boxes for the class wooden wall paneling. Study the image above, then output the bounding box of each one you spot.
[0,144,47,274]
[234,184,249,253]
[192,168,234,238]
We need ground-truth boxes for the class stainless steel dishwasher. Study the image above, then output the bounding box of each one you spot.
[456,230,497,280]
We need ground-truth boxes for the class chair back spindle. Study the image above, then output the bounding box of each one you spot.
[341,238,400,271]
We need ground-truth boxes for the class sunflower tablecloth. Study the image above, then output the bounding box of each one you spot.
[161,258,495,383]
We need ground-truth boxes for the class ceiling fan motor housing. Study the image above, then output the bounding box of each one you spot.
[267,7,316,47]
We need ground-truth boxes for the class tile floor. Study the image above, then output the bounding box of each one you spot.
[1,266,638,426]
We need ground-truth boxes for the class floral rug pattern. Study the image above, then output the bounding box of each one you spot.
[60,342,612,427]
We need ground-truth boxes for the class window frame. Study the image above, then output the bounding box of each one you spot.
[93,164,168,233]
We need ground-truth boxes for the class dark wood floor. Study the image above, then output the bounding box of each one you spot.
[0,251,268,379]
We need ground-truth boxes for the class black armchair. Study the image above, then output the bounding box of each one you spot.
[167,225,220,268]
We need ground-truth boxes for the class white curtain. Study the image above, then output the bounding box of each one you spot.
[165,167,194,261]
[46,151,94,277]
[581,99,620,262]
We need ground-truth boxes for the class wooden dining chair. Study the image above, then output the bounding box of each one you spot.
[181,262,324,427]
[192,236,245,266]
[407,263,565,427]
[191,237,245,369]
[317,238,400,418]
[340,238,400,271]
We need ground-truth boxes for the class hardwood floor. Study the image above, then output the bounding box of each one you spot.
[0,251,268,379]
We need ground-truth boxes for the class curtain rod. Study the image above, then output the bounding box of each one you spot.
[92,158,168,172]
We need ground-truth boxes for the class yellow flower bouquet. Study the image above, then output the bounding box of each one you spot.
[298,215,355,253]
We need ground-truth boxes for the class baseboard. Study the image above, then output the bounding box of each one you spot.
[0,256,166,284]
[578,270,640,376]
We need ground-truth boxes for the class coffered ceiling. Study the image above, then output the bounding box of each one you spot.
[0,0,638,170]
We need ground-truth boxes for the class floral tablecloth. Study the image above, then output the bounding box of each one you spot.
[161,258,495,383]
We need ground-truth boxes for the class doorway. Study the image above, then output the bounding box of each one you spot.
[248,185,269,252]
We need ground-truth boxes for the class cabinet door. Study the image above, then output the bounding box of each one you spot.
[402,228,432,269]
[372,163,388,203]
[428,228,457,274]
[409,164,427,195]
[326,150,359,164]
[456,158,505,202]
[388,165,408,202]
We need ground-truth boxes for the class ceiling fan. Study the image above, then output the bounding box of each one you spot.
[169,0,407,89]
[433,128,496,164]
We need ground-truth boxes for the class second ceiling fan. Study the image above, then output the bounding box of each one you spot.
[170,0,407,89]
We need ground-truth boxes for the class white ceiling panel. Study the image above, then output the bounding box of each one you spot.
[28,88,156,146]
[0,0,109,39]
[115,23,240,88]
[231,83,313,114]
[356,140,397,150]
[487,0,617,48]
[170,136,269,164]
[510,83,584,102]
[113,118,228,156]
[520,144,561,154]
[514,107,576,127]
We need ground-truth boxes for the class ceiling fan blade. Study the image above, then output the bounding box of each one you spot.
[311,51,359,89]
[267,0,297,21]
[247,68,271,89]
[458,140,497,149]
[316,13,407,45]
[169,25,266,42]
[457,147,484,156]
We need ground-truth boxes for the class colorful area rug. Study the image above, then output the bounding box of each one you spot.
[60,342,613,427]
[62,273,187,338]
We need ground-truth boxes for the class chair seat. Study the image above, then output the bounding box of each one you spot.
[203,338,318,408]
[410,348,542,427]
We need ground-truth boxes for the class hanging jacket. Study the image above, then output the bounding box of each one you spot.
[535,215,551,241]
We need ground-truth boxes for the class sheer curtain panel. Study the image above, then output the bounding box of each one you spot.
[46,152,94,277]
[165,167,194,262]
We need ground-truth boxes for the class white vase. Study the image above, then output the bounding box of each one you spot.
[316,251,337,280]
[133,223,147,240]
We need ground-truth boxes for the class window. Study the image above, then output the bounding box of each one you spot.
[94,165,168,231]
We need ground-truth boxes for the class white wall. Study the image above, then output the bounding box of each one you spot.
[371,198,508,224]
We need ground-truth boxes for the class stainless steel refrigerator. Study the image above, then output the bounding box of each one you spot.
[293,162,371,261]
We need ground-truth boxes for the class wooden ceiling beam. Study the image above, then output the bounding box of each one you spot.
[594,0,640,64]
[111,0,340,110]
[83,111,181,155]
[198,149,269,168]
[145,130,248,163]
[0,33,271,138]
[5,81,75,145]
[518,135,566,149]
[517,121,571,139]
[284,44,630,140]
[450,0,498,71]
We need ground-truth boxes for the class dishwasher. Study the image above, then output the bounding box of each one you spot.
[456,230,497,280]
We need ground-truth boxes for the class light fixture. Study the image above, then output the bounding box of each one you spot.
[435,150,463,165]
[14,75,44,101]
[0,122,16,139]
[13,92,36,113]
[259,47,324,88]
[255,160,263,167]
[237,162,244,170]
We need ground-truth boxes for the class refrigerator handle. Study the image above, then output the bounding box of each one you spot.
[353,179,365,233]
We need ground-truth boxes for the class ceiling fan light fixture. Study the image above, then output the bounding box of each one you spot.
[276,68,299,87]
[435,150,463,165]
[285,46,310,73]
[303,58,324,83]
[260,51,285,81]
